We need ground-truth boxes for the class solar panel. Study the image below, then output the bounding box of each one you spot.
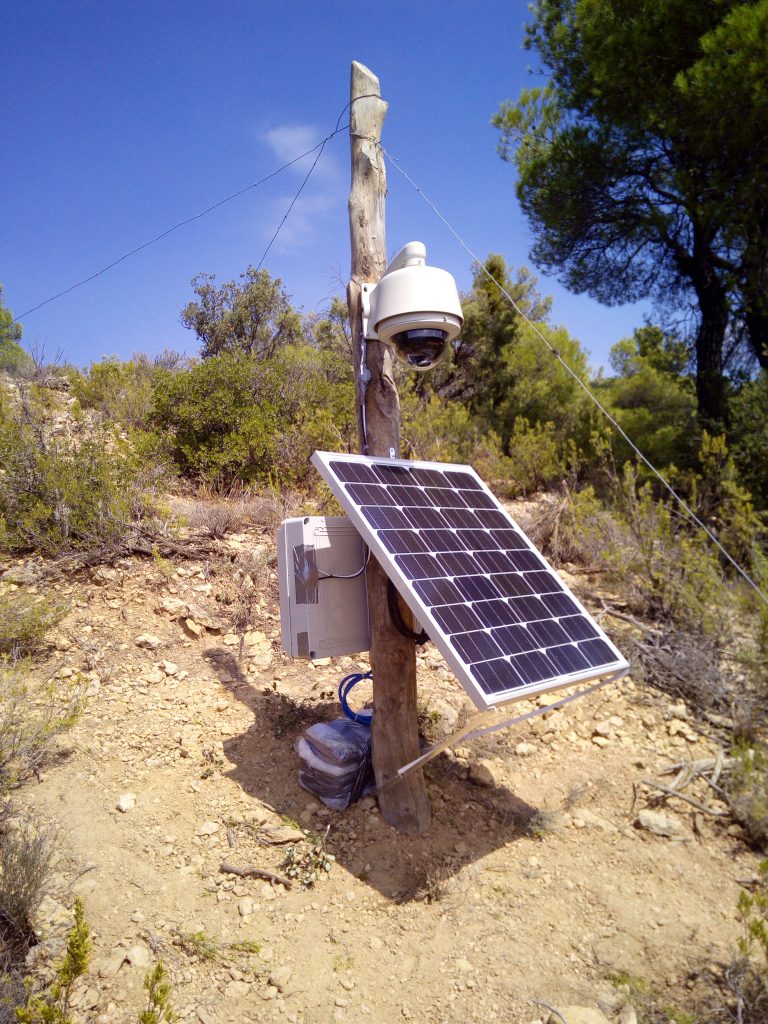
[312,451,629,710]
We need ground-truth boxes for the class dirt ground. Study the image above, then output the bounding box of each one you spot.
[5,512,759,1024]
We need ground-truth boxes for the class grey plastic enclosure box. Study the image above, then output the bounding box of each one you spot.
[277,516,370,660]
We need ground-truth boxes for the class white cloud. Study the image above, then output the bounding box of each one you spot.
[263,123,341,183]
[259,191,336,256]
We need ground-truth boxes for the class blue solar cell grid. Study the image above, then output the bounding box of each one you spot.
[312,452,629,709]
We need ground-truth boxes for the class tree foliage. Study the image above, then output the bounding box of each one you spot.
[151,345,355,488]
[599,326,698,471]
[0,286,29,377]
[180,267,304,359]
[494,0,768,427]
[406,254,594,473]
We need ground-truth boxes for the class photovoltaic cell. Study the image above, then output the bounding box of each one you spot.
[312,452,629,709]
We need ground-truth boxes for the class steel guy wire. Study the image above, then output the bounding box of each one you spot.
[380,142,768,611]
[15,124,349,322]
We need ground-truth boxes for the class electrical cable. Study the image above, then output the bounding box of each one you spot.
[15,124,349,322]
[379,142,768,612]
[387,579,429,644]
[16,91,385,322]
[338,671,373,725]
[317,547,371,581]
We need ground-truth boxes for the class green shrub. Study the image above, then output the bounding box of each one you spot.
[0,341,32,379]
[67,355,164,431]
[151,346,355,489]
[505,418,571,496]
[0,594,67,657]
[16,896,91,1024]
[138,962,175,1024]
[558,466,729,635]
[730,374,768,512]
[728,746,768,850]
[732,857,768,1021]
[0,662,83,797]
[0,387,157,556]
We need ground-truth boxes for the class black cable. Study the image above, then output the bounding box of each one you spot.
[386,579,428,645]
[16,124,350,321]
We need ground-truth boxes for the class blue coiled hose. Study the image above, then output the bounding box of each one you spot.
[338,671,373,725]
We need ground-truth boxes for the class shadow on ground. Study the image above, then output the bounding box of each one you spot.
[206,648,540,902]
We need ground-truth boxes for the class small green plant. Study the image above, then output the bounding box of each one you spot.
[16,897,91,1024]
[732,858,768,1021]
[0,662,83,797]
[728,746,768,850]
[0,593,68,656]
[282,831,334,889]
[228,940,262,956]
[137,962,175,1024]
[171,930,219,963]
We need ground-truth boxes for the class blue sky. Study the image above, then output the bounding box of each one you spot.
[1,0,650,372]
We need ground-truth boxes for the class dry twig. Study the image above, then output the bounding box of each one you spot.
[219,863,292,889]
[642,777,728,816]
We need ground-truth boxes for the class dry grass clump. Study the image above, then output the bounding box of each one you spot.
[0,662,83,794]
[0,815,54,959]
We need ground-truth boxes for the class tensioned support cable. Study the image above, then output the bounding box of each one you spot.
[16,93,384,323]
[378,143,768,611]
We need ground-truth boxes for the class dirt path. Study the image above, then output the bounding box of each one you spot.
[8,527,757,1024]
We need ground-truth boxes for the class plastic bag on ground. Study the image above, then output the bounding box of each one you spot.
[296,719,374,810]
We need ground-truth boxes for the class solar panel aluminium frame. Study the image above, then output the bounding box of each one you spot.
[312,451,630,710]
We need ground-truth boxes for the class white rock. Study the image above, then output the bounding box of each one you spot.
[515,742,537,757]
[468,760,499,788]
[238,898,254,917]
[620,1004,638,1024]
[135,634,161,650]
[126,943,151,969]
[269,965,293,992]
[116,793,136,813]
[161,661,179,676]
[98,950,126,978]
[157,597,188,618]
[196,820,220,836]
[636,809,689,838]
[549,1009,610,1024]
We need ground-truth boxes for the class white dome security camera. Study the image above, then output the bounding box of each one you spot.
[362,242,463,370]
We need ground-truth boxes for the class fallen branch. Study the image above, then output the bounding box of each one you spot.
[219,862,292,889]
[661,757,733,775]
[641,778,728,816]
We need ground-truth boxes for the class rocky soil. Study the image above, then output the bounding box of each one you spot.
[4,513,759,1024]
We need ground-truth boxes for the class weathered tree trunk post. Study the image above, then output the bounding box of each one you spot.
[347,60,431,834]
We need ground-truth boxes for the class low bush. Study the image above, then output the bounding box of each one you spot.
[553,464,729,636]
[68,354,178,431]
[15,896,91,1024]
[151,346,355,490]
[0,662,83,797]
[0,385,160,557]
[0,817,54,959]
[727,746,768,851]
[0,593,67,657]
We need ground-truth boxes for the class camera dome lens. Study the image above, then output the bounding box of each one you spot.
[391,328,448,370]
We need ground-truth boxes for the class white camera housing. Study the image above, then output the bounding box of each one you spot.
[362,242,463,370]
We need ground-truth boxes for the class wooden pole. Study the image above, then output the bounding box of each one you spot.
[347,61,431,835]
